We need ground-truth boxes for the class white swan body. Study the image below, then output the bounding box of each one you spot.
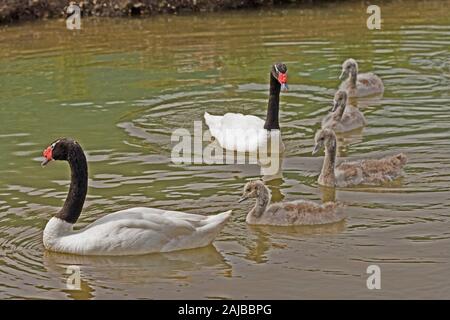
[204,63,288,153]
[40,138,231,256]
[204,112,271,152]
[43,208,231,256]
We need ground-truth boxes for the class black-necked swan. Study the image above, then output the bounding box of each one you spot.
[238,180,345,226]
[338,58,384,97]
[312,129,407,187]
[321,90,367,132]
[204,63,288,153]
[41,138,231,256]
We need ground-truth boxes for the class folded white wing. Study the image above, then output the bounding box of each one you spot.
[45,208,231,255]
[204,112,268,152]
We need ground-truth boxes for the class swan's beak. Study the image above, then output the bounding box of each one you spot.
[331,100,339,112]
[41,158,51,167]
[339,70,347,80]
[277,72,288,92]
[238,196,249,203]
[312,142,323,155]
[41,146,53,167]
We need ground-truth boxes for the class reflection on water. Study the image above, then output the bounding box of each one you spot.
[265,178,285,203]
[1,0,450,299]
[259,152,284,181]
[319,186,336,203]
[335,130,365,157]
[43,246,230,300]
[245,221,347,264]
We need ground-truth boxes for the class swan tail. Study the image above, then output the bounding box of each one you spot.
[204,210,232,228]
[197,210,231,245]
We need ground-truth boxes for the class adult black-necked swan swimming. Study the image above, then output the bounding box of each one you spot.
[204,63,288,153]
[40,138,231,255]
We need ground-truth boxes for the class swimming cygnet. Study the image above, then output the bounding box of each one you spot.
[238,180,345,226]
[339,58,384,97]
[312,129,407,187]
[322,90,367,133]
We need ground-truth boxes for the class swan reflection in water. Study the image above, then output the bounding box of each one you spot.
[349,94,383,110]
[245,221,346,264]
[334,129,364,158]
[43,245,231,299]
[319,185,337,203]
[202,131,285,182]
[258,146,284,182]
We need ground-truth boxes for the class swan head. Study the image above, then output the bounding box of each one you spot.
[41,138,79,166]
[312,129,336,155]
[238,180,267,203]
[339,58,358,80]
[331,90,347,112]
[272,63,288,92]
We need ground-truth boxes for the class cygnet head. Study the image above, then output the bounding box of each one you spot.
[312,129,336,155]
[331,90,347,112]
[339,58,358,80]
[238,180,267,203]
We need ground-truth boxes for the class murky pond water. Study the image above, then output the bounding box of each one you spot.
[1,0,449,299]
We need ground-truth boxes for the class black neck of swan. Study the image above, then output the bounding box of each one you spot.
[56,143,88,224]
[264,72,281,130]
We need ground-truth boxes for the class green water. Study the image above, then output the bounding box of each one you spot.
[0,0,449,299]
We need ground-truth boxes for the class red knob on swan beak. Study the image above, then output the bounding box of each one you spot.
[42,146,53,167]
[277,72,288,91]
